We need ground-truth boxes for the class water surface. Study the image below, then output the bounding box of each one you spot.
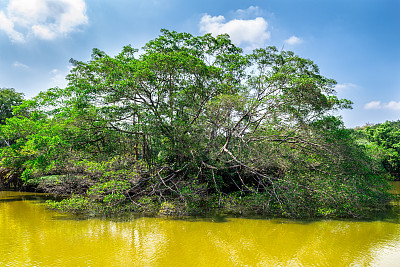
[1,185,400,266]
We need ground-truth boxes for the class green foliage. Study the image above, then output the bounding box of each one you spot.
[355,121,400,177]
[24,175,61,187]
[47,195,91,214]
[136,196,159,214]
[0,88,24,125]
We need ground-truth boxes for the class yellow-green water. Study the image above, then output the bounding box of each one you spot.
[1,185,400,266]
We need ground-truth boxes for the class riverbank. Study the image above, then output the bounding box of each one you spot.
[2,180,398,220]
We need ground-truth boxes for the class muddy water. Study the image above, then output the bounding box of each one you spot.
[1,183,400,266]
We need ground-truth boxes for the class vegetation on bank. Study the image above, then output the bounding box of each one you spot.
[0,30,396,218]
[354,121,400,178]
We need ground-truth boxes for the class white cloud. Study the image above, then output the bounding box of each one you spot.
[234,6,262,19]
[0,10,24,42]
[384,101,400,110]
[32,24,56,40]
[13,61,29,69]
[335,83,358,92]
[0,0,88,42]
[199,13,270,48]
[364,100,400,110]
[284,36,303,45]
[365,101,382,110]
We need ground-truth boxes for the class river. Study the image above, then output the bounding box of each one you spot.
[1,183,400,266]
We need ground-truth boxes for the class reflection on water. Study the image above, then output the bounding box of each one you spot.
[1,187,400,266]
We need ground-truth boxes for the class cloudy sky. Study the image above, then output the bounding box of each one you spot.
[0,0,399,127]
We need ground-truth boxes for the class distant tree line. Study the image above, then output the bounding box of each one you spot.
[353,121,400,178]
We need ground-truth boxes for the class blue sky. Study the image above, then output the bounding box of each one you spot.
[0,0,399,127]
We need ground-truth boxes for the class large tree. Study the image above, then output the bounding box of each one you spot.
[1,30,392,217]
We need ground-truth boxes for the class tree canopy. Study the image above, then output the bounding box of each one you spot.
[0,88,24,125]
[354,121,400,177]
